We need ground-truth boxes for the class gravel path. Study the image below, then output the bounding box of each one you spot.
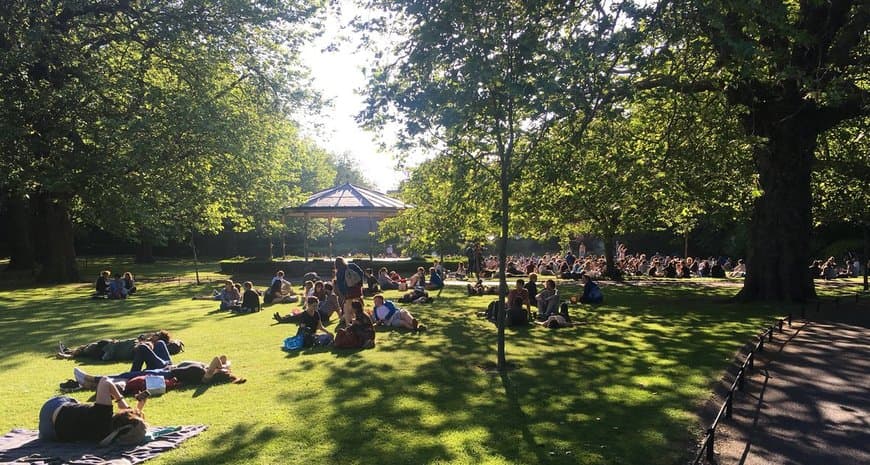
[709,303,870,465]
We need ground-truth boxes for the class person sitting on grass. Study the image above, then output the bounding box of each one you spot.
[123,272,137,295]
[371,294,426,331]
[58,331,181,361]
[408,266,427,289]
[535,279,560,320]
[233,281,261,314]
[318,282,341,322]
[507,278,531,317]
[335,301,376,349]
[275,296,334,340]
[108,274,128,300]
[427,266,444,290]
[578,273,603,304]
[377,267,400,290]
[192,280,241,310]
[94,270,111,298]
[364,268,381,296]
[524,273,539,307]
[273,284,339,324]
[39,377,148,445]
[264,271,298,304]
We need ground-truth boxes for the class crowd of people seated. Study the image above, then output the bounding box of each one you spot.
[454,248,755,281]
[93,270,137,299]
[809,256,863,280]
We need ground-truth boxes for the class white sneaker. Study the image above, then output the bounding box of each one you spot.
[73,367,86,386]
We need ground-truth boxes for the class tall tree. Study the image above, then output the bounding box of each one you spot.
[645,0,869,300]
[359,0,640,369]
[813,118,870,289]
[0,0,324,281]
[379,157,496,257]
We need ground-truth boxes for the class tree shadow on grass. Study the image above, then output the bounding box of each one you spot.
[163,422,281,465]
[0,284,215,371]
[256,285,785,465]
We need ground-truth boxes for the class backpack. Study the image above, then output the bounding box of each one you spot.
[344,265,363,287]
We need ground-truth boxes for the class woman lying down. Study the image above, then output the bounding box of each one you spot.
[67,355,246,396]
[40,377,149,444]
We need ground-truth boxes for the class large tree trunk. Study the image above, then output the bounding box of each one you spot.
[738,108,817,302]
[36,195,80,283]
[4,194,36,271]
[135,240,155,264]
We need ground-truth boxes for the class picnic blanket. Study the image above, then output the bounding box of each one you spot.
[0,425,207,464]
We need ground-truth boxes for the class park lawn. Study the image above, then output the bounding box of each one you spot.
[0,270,808,465]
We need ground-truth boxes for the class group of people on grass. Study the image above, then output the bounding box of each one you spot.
[475,274,603,329]
[47,254,611,446]
[809,256,863,280]
[457,246,751,281]
[93,270,137,299]
[192,279,261,313]
[45,330,244,445]
[274,258,428,351]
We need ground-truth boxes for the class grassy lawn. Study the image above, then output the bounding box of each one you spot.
[0,263,859,465]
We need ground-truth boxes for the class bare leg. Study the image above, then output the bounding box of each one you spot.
[202,356,228,382]
[398,311,417,329]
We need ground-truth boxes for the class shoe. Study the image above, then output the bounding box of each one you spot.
[58,341,68,353]
[73,367,86,386]
[59,379,81,392]
[416,324,428,332]
[273,312,281,322]
[476,311,487,318]
[59,379,79,389]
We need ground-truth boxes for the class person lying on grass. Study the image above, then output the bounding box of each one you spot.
[58,331,183,362]
[192,280,241,310]
[371,295,426,331]
[535,303,574,329]
[40,377,149,445]
[71,355,245,392]
[128,338,175,371]
[467,279,497,296]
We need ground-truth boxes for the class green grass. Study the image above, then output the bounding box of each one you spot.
[1,264,857,465]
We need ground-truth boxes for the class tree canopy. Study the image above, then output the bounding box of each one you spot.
[0,0,334,279]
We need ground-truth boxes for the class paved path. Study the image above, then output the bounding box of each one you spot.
[713,305,870,465]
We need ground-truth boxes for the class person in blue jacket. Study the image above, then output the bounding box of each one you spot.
[371,295,424,330]
[427,266,444,290]
[579,273,604,304]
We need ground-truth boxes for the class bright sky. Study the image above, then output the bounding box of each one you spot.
[299,3,407,193]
